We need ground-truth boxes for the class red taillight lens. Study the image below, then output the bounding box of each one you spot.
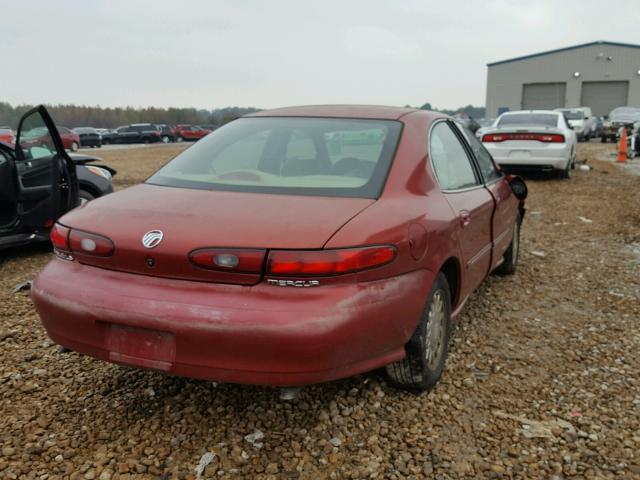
[189,248,266,273]
[50,224,70,251]
[69,229,115,256]
[483,133,565,143]
[267,246,396,276]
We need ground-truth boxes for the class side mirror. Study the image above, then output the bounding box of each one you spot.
[506,174,527,200]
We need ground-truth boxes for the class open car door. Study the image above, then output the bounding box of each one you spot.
[14,106,78,230]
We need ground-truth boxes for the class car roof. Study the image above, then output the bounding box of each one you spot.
[247,104,421,120]
[501,110,560,115]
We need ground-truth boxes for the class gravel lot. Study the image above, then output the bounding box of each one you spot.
[1,143,639,479]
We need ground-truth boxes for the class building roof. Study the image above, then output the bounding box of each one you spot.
[487,40,640,67]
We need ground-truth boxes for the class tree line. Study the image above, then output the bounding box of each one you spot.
[0,101,487,130]
[0,102,260,129]
[407,103,486,119]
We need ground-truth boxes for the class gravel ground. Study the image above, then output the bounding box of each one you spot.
[1,143,639,479]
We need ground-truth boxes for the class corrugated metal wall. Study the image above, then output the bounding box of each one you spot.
[486,43,640,118]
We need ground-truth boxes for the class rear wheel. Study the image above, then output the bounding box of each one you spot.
[495,214,521,275]
[558,153,573,179]
[70,141,79,152]
[386,272,451,391]
[161,135,170,143]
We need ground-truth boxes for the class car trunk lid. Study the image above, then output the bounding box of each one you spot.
[60,184,374,284]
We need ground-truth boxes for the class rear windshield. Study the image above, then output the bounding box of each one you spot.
[147,117,402,198]
[558,110,584,120]
[498,113,558,127]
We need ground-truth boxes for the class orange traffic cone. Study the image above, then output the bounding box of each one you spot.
[617,128,628,163]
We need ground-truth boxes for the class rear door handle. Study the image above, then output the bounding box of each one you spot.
[459,210,471,228]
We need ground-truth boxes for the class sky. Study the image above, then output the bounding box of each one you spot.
[1,0,637,110]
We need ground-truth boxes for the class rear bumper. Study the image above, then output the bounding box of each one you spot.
[32,259,433,386]
[486,143,571,170]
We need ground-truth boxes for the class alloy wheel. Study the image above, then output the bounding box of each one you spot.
[425,290,446,370]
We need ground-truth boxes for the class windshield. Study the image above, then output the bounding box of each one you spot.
[148,117,402,198]
[498,113,558,127]
[558,110,584,120]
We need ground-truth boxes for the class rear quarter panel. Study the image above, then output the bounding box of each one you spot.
[325,112,463,306]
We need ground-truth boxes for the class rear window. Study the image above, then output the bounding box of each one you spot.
[558,110,584,120]
[498,113,559,127]
[147,117,402,198]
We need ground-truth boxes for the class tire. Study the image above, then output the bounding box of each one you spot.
[558,154,573,179]
[177,136,184,143]
[495,214,521,275]
[386,272,452,391]
[78,189,96,206]
[102,138,111,145]
[70,141,79,152]
[143,137,150,145]
[161,135,170,143]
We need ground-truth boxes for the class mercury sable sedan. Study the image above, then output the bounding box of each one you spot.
[32,105,527,391]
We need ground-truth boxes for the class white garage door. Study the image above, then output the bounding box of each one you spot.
[522,83,566,110]
[581,81,629,117]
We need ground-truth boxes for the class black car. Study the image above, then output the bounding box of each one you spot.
[0,106,115,250]
[155,124,176,143]
[101,124,161,145]
[74,127,102,148]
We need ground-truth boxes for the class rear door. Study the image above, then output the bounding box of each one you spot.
[455,123,519,269]
[430,120,495,299]
[122,127,139,143]
[15,106,78,229]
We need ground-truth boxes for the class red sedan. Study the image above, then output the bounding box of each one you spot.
[0,128,15,144]
[174,124,211,141]
[57,126,81,152]
[32,106,526,391]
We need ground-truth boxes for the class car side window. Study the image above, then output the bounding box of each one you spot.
[429,122,479,190]
[453,123,502,183]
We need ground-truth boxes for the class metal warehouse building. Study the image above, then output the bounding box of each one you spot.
[485,41,640,118]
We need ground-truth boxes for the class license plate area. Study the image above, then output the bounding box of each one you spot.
[105,323,175,371]
[508,150,531,159]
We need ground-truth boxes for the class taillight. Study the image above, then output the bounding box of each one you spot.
[69,229,115,256]
[51,223,70,251]
[267,246,396,276]
[189,248,265,273]
[482,133,565,143]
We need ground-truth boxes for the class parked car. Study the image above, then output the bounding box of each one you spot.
[601,107,640,143]
[74,127,102,148]
[174,124,211,141]
[197,124,219,132]
[155,124,176,143]
[56,126,81,152]
[0,128,14,144]
[101,124,161,144]
[474,118,496,140]
[32,105,527,392]
[481,110,577,178]
[0,106,115,250]
[554,107,596,141]
[593,116,604,138]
